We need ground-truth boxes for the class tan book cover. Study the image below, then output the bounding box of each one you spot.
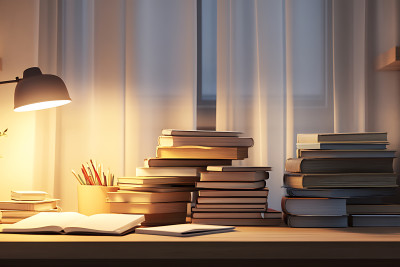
[200,171,268,182]
[0,199,59,211]
[144,158,232,167]
[118,176,199,185]
[158,136,253,147]
[109,202,188,214]
[107,191,191,203]
[156,146,248,160]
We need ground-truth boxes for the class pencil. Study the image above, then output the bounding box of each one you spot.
[72,170,83,185]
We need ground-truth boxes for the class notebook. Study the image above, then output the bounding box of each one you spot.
[135,223,235,237]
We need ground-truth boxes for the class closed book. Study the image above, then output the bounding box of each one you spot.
[281,197,347,216]
[192,210,281,219]
[191,218,282,226]
[1,218,24,224]
[162,129,241,137]
[156,146,248,160]
[297,149,396,158]
[195,203,267,209]
[118,186,195,193]
[144,158,232,167]
[198,189,269,197]
[107,191,191,203]
[285,188,397,198]
[136,223,235,237]
[196,180,266,190]
[297,132,387,143]
[346,204,400,214]
[141,212,187,226]
[207,166,272,172]
[11,191,48,201]
[350,215,400,227]
[192,207,267,212]
[109,202,188,214]
[285,158,394,173]
[296,143,388,150]
[200,171,268,182]
[0,199,58,211]
[284,214,348,228]
[283,173,398,188]
[158,136,254,147]
[136,167,205,177]
[118,176,199,185]
[196,197,267,204]
[0,209,59,218]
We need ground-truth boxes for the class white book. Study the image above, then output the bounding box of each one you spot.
[135,223,235,237]
[11,191,48,201]
[2,212,145,235]
[136,167,205,177]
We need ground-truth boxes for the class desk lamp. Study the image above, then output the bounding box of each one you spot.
[0,67,71,111]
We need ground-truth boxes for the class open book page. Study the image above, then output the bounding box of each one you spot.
[63,214,145,235]
[2,212,86,233]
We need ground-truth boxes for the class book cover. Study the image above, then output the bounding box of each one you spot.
[158,136,254,147]
[156,146,248,160]
[200,171,268,182]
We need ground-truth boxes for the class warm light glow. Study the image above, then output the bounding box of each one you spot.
[14,100,71,112]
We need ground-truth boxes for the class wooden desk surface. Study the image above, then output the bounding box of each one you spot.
[0,226,400,260]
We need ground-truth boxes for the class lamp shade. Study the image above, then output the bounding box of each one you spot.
[14,67,71,112]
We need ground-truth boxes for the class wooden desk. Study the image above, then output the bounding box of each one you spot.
[0,226,400,266]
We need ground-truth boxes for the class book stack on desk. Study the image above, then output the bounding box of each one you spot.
[108,129,255,226]
[0,191,59,224]
[283,132,399,227]
[191,166,282,226]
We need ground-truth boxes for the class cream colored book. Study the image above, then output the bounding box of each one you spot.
[136,223,235,237]
[107,191,191,203]
[136,167,205,177]
[158,136,253,147]
[2,212,145,235]
[162,129,241,137]
[0,209,59,218]
[11,191,48,201]
[109,202,188,214]
[156,146,248,160]
[0,199,59,211]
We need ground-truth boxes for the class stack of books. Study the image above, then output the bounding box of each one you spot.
[191,166,282,226]
[282,132,399,227]
[0,191,59,224]
[108,129,254,226]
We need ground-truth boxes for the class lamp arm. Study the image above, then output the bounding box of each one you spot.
[0,77,21,85]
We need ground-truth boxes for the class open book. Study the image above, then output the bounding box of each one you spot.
[2,212,145,235]
[135,223,235,237]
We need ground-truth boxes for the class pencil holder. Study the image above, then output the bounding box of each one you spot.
[77,185,118,216]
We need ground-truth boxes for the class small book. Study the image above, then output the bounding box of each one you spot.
[11,191,48,201]
[296,143,388,150]
[107,191,191,203]
[144,158,232,167]
[192,209,281,219]
[118,185,195,193]
[200,171,268,182]
[2,212,145,235]
[297,149,396,158]
[158,136,254,147]
[206,166,271,172]
[191,218,282,226]
[196,180,266,190]
[118,176,199,185]
[198,189,269,197]
[196,197,267,204]
[281,197,347,216]
[136,167,205,177]
[285,188,397,198]
[297,132,387,143]
[192,207,267,212]
[283,173,398,188]
[135,223,235,237]
[109,202,188,214]
[195,203,267,209]
[0,199,59,211]
[162,129,242,137]
[284,214,348,228]
[0,209,59,218]
[156,146,248,160]
[350,215,400,227]
[285,158,394,173]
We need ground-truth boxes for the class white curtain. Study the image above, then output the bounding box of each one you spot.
[33,0,197,211]
[216,0,400,210]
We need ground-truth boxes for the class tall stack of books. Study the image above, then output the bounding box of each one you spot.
[191,166,282,226]
[0,191,59,224]
[282,132,399,227]
[108,129,254,226]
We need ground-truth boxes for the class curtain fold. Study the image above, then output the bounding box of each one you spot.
[35,0,197,211]
[216,0,372,210]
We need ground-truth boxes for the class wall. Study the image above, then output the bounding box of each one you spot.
[0,0,39,199]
